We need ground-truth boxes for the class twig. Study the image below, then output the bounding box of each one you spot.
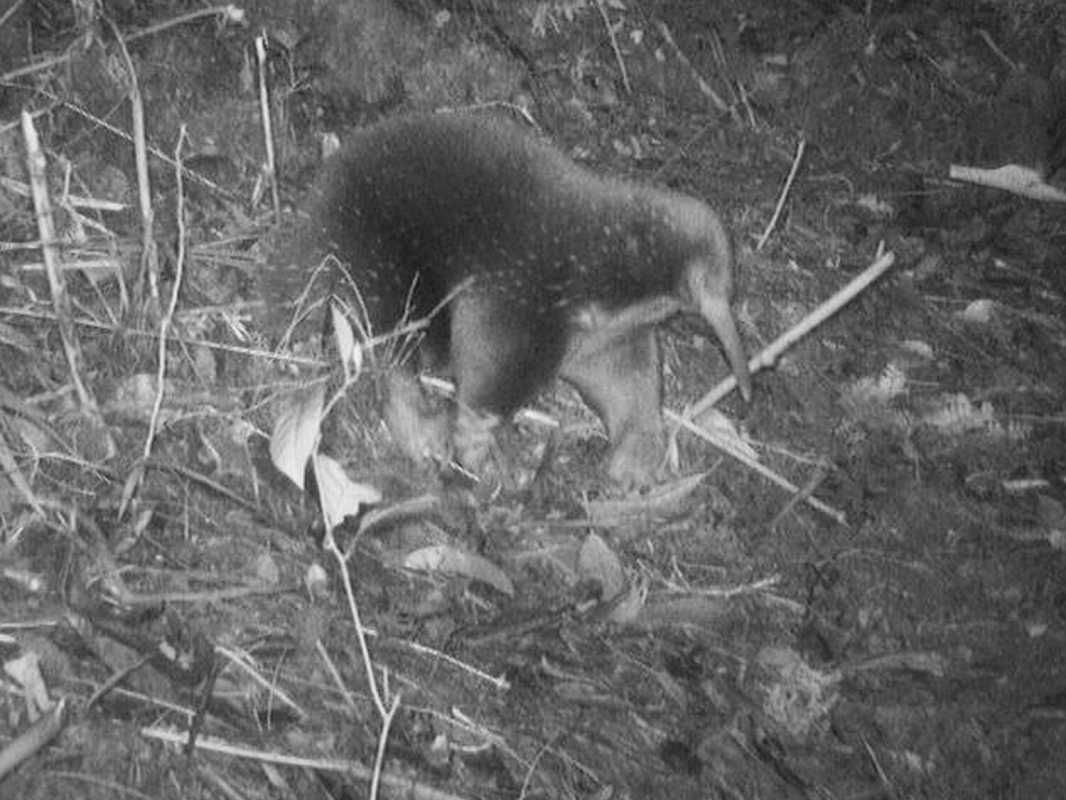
[104,15,158,306]
[312,610,510,691]
[273,257,335,351]
[0,52,70,83]
[736,82,758,127]
[98,582,293,606]
[686,247,898,414]
[670,574,782,598]
[371,693,402,800]
[976,28,1017,72]
[0,299,465,373]
[594,0,630,95]
[0,238,44,252]
[117,125,188,516]
[140,727,467,800]
[86,656,152,710]
[0,92,236,198]
[316,640,359,712]
[0,0,25,31]
[0,5,243,83]
[860,735,892,788]
[0,175,126,211]
[666,409,846,524]
[770,464,829,528]
[124,5,245,45]
[20,111,100,415]
[400,639,511,691]
[655,19,734,119]
[707,27,741,111]
[671,248,898,525]
[324,530,389,720]
[0,698,66,780]
[215,644,306,720]
[757,137,806,250]
[255,33,281,224]
[652,123,713,182]
[0,305,326,368]
[0,431,44,516]
[519,741,552,800]
[142,126,188,463]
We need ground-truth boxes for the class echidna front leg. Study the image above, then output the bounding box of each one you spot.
[560,325,666,488]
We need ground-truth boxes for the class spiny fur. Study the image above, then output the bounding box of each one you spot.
[266,112,749,486]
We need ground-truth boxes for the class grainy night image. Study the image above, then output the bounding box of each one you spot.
[1,1,1064,797]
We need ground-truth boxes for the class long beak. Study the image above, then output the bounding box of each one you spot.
[698,293,752,402]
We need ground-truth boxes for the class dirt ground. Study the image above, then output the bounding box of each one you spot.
[2,1,1065,798]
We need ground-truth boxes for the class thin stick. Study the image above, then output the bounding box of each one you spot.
[656,19,734,118]
[315,640,359,712]
[400,639,511,691]
[0,305,326,367]
[0,419,45,516]
[370,693,402,800]
[215,644,305,719]
[0,698,66,780]
[976,28,1017,71]
[0,0,25,31]
[20,111,98,414]
[594,0,630,95]
[757,137,806,250]
[666,409,846,524]
[142,126,189,462]
[686,248,897,415]
[105,16,158,305]
[324,529,388,720]
[124,5,245,45]
[770,463,829,528]
[255,34,281,224]
[140,727,467,800]
[0,92,236,197]
[0,175,126,210]
[0,5,242,82]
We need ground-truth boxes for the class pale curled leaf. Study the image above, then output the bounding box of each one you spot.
[404,545,514,597]
[844,364,908,407]
[922,394,997,435]
[4,652,51,714]
[330,304,363,378]
[106,373,165,422]
[305,562,330,598]
[577,532,625,601]
[756,645,840,737]
[314,454,382,532]
[253,553,280,586]
[956,298,997,325]
[585,471,707,526]
[899,339,934,360]
[223,5,246,25]
[606,580,647,624]
[854,193,895,217]
[0,429,43,515]
[949,163,1066,202]
[269,385,325,490]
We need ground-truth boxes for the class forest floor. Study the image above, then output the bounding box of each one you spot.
[2,1,1065,798]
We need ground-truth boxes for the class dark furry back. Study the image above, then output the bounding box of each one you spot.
[262,112,730,410]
